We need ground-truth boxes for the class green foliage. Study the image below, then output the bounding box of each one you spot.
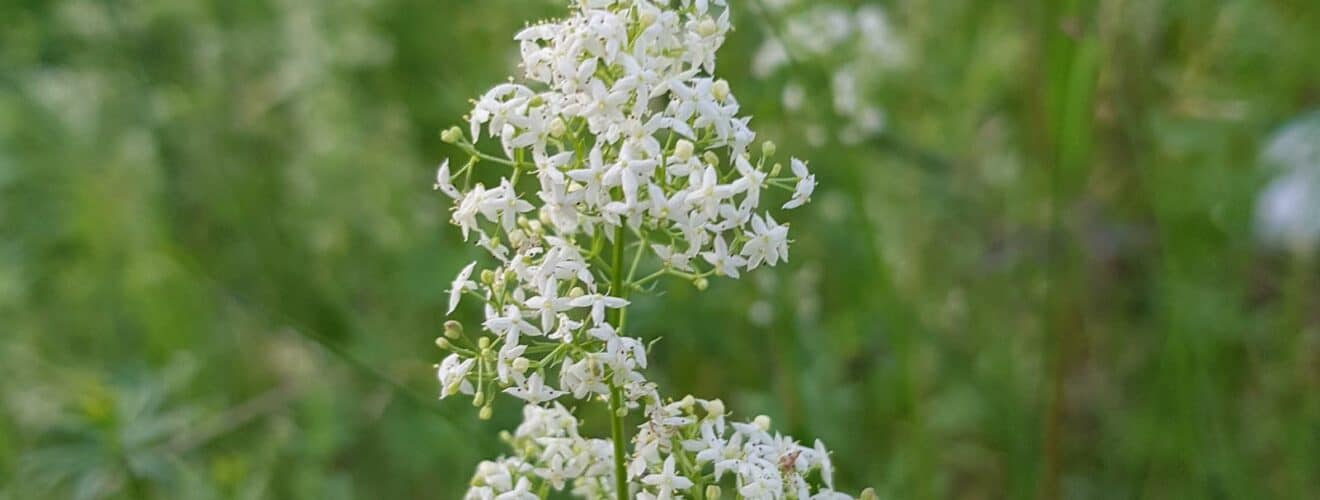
[2,0,1318,498]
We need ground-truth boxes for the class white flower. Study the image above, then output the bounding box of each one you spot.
[702,234,746,278]
[437,353,475,398]
[641,456,693,499]
[434,159,461,199]
[483,304,541,345]
[504,372,565,405]
[783,158,816,209]
[741,213,789,269]
[494,477,537,500]
[447,261,478,314]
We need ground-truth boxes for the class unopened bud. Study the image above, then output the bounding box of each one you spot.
[703,151,720,168]
[705,485,723,500]
[568,286,586,299]
[478,337,492,350]
[473,392,485,407]
[712,79,730,102]
[753,414,771,431]
[435,337,451,350]
[770,162,783,177]
[697,18,719,37]
[860,488,878,500]
[675,139,695,161]
[480,269,496,285]
[639,9,657,27]
[512,357,530,372]
[762,140,777,158]
[509,229,526,247]
[706,398,725,416]
[693,277,709,291]
[479,406,493,420]
[440,126,463,144]
[444,320,464,339]
[615,407,628,418]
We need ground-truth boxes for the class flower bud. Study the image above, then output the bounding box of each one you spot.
[697,17,718,37]
[615,407,628,418]
[703,151,720,168]
[568,286,586,299]
[473,391,485,407]
[478,406,493,420]
[639,9,657,27]
[753,414,771,431]
[435,337,451,350]
[444,320,464,339]
[480,269,496,285]
[539,207,554,227]
[712,79,730,102]
[674,139,695,161]
[770,162,783,177]
[512,357,530,372]
[860,488,878,500]
[440,126,463,144]
[705,485,722,500]
[478,337,492,350]
[762,140,777,159]
[693,277,709,291]
[551,117,568,137]
[706,398,725,416]
[509,229,526,247]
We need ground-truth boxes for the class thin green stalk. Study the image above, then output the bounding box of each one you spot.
[608,225,629,500]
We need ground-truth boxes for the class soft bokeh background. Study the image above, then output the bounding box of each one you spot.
[2,0,1318,498]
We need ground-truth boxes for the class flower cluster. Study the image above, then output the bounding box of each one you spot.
[432,1,857,499]
[751,0,906,146]
[1255,111,1320,254]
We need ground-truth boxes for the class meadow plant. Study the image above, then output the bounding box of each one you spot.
[430,1,864,498]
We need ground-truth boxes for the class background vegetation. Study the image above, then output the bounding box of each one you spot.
[2,0,1317,498]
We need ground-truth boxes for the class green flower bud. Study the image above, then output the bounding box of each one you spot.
[697,18,718,38]
[444,320,464,339]
[712,79,730,102]
[762,140,777,159]
[440,126,463,144]
[675,139,695,161]
[703,151,720,168]
[548,117,567,138]
[706,485,722,500]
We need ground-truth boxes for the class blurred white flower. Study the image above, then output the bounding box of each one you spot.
[1256,112,1320,254]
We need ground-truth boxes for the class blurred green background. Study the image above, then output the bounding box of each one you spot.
[2,0,1318,498]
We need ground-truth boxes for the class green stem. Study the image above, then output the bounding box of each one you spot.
[608,224,630,500]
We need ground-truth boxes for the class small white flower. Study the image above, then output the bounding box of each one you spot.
[504,372,565,405]
[641,455,693,499]
[447,261,478,314]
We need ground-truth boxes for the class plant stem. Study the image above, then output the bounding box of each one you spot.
[608,224,629,500]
